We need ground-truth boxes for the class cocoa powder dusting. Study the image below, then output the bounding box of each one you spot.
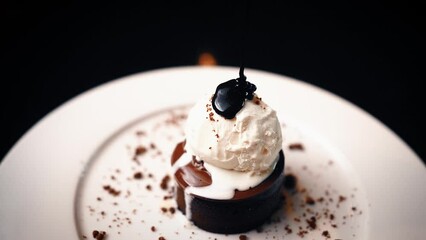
[84,109,364,239]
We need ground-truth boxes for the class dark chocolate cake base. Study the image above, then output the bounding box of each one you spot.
[172,141,285,234]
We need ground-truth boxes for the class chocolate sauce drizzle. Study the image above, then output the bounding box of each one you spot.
[175,157,212,188]
[212,66,257,119]
[172,141,212,188]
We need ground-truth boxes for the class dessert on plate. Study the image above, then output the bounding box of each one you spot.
[171,67,284,234]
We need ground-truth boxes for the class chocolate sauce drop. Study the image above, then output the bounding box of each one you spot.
[172,141,212,188]
[212,66,256,119]
[175,157,212,188]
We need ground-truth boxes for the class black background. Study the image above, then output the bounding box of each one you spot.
[1,1,425,163]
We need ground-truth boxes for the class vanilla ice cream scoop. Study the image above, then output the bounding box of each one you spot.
[185,94,283,174]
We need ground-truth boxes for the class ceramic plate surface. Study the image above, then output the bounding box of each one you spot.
[1,66,425,240]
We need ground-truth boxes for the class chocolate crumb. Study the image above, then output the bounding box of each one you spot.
[96,197,102,201]
[159,237,166,240]
[163,195,173,200]
[135,130,146,136]
[338,195,347,203]
[330,214,335,220]
[134,172,143,179]
[253,96,262,105]
[208,112,215,121]
[306,216,317,230]
[169,207,176,214]
[289,143,304,150]
[160,175,171,190]
[92,230,106,240]
[151,226,156,232]
[135,146,147,156]
[239,235,248,240]
[161,207,168,213]
[297,229,308,237]
[352,206,357,211]
[322,230,331,238]
[103,185,121,197]
[305,196,315,205]
[284,174,297,189]
[146,185,152,191]
[284,224,293,234]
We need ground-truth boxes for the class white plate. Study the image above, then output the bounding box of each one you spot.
[0,66,425,240]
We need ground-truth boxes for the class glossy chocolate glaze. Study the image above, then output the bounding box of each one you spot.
[175,156,212,188]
